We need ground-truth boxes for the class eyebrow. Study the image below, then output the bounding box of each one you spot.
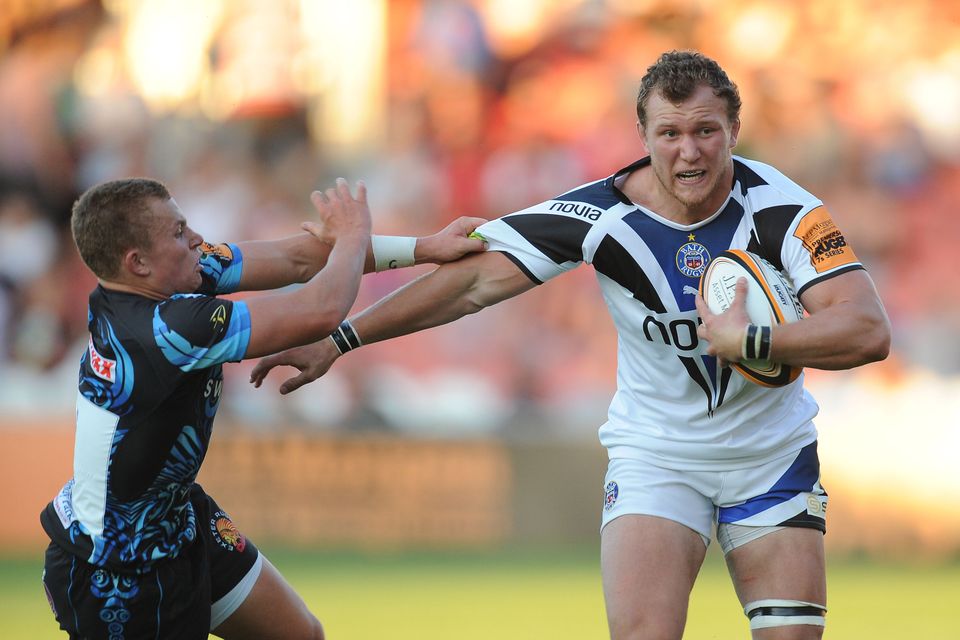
[654,117,723,129]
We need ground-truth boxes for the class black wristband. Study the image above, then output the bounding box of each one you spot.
[744,324,759,359]
[329,320,362,355]
[339,320,362,350]
[757,325,772,361]
[329,330,351,355]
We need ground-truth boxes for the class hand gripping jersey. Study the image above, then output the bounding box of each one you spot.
[476,156,863,470]
[41,243,251,573]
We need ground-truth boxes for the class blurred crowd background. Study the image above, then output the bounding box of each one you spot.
[1,0,959,561]
[0,1,958,468]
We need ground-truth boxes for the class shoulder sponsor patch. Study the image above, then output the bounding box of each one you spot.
[793,207,859,273]
[199,242,234,261]
[548,200,603,221]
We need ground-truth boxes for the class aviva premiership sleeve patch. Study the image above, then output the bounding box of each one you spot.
[793,207,859,274]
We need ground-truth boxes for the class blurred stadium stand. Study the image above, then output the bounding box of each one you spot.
[1,0,959,558]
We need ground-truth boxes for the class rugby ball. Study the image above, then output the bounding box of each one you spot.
[699,250,804,387]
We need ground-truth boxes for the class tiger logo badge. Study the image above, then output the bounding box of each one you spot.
[210,510,246,552]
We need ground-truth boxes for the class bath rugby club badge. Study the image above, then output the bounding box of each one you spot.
[604,481,619,511]
[676,235,710,278]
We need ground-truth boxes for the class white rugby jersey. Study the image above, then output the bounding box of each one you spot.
[476,156,863,470]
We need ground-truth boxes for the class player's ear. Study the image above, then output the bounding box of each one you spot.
[729,118,741,148]
[636,121,650,153]
[123,248,150,277]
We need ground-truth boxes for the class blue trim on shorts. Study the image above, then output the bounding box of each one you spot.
[718,442,820,523]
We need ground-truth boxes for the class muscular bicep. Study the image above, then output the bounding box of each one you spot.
[773,268,891,368]
[798,269,884,316]
[467,250,540,307]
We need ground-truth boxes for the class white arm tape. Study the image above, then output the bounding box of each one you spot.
[371,235,417,272]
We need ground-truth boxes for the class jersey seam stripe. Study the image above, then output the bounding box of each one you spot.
[494,251,542,285]
[795,264,864,298]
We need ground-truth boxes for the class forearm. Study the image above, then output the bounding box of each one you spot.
[770,298,890,370]
[351,266,483,345]
[242,234,369,359]
[235,233,334,290]
[236,210,487,291]
[349,252,533,346]
[304,235,370,324]
[246,252,528,394]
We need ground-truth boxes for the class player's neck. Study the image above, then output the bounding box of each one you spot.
[621,165,730,226]
[99,278,169,301]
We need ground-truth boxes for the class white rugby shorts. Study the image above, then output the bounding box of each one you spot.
[600,442,827,551]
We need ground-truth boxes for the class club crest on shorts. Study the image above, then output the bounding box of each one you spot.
[604,481,619,511]
[210,510,246,552]
[676,238,710,278]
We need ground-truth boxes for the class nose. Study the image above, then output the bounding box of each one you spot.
[189,228,204,249]
[678,134,701,162]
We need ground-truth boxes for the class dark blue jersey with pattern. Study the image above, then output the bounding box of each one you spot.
[41,243,251,573]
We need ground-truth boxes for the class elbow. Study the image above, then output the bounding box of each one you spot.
[461,286,497,317]
[309,308,348,338]
[294,262,318,284]
[866,331,892,364]
[858,316,892,365]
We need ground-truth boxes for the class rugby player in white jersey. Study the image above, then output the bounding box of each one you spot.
[251,51,890,639]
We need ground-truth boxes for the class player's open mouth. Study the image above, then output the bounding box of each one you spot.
[677,170,705,181]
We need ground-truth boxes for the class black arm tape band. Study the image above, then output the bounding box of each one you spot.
[744,324,758,359]
[758,325,771,360]
[339,320,362,350]
[329,330,351,355]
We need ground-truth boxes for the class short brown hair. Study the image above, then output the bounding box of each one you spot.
[71,178,172,279]
[636,50,741,128]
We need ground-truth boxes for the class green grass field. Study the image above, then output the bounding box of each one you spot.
[3,547,958,639]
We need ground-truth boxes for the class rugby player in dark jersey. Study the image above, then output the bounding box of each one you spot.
[40,177,485,639]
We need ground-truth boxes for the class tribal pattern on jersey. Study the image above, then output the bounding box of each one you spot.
[475,156,863,470]
[42,243,251,573]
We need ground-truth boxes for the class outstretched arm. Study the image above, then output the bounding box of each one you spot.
[242,180,370,359]
[250,251,536,393]
[233,215,488,292]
